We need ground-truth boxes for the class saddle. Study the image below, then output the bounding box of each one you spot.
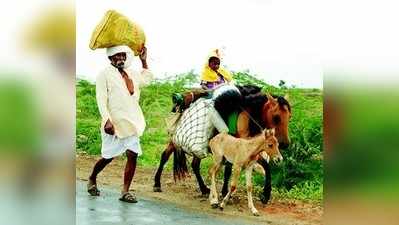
[166,89,210,136]
[171,89,211,113]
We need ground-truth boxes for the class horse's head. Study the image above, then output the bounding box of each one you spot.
[262,93,291,149]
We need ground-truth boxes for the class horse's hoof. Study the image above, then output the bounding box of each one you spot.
[201,193,209,198]
[260,198,269,204]
[201,187,210,195]
[252,211,260,216]
[219,206,224,211]
[260,194,270,204]
[153,186,162,192]
[211,203,219,209]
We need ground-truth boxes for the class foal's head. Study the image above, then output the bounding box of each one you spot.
[263,128,283,163]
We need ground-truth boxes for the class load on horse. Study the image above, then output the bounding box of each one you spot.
[154,83,291,204]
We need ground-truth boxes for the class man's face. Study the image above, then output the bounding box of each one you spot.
[109,52,127,69]
[208,57,220,71]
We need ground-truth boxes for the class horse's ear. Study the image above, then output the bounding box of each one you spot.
[284,94,289,101]
[266,93,276,102]
[265,128,272,137]
[270,128,275,136]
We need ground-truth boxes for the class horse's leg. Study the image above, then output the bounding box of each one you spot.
[222,160,232,197]
[192,156,210,195]
[153,142,175,192]
[257,157,272,204]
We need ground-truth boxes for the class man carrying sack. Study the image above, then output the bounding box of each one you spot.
[87,10,153,203]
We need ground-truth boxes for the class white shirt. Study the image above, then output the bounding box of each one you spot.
[96,65,154,138]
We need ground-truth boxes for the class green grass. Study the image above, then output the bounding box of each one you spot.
[76,71,323,202]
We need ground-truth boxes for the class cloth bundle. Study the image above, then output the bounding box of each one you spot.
[172,98,228,159]
[89,10,146,56]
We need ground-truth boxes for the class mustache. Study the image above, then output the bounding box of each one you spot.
[112,59,125,68]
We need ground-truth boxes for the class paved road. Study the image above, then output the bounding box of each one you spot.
[76,181,256,225]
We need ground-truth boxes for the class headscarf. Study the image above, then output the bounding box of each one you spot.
[200,49,233,82]
[106,45,133,68]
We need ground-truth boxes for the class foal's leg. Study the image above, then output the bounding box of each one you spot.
[246,165,259,216]
[257,157,272,204]
[208,159,222,208]
[222,161,232,197]
[153,142,175,192]
[191,156,210,195]
[220,164,241,210]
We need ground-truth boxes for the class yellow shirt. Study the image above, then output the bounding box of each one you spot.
[200,65,233,82]
[96,66,154,138]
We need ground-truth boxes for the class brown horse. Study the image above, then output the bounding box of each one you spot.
[153,85,291,204]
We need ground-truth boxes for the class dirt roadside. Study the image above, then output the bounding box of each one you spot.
[76,153,322,225]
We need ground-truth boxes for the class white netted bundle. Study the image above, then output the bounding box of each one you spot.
[172,98,228,159]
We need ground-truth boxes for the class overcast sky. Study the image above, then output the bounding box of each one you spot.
[76,0,323,88]
[1,0,398,89]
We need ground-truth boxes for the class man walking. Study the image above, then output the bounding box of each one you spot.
[87,45,153,203]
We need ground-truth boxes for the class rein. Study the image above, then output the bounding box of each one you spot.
[239,106,264,132]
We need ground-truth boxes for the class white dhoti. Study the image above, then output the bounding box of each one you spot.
[101,133,142,159]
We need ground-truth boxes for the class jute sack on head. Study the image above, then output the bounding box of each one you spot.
[89,10,145,56]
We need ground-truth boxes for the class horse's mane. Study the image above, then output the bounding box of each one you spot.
[237,85,267,136]
[275,95,291,112]
[212,84,291,136]
[213,87,242,122]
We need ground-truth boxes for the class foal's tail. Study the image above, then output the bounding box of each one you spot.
[173,146,189,181]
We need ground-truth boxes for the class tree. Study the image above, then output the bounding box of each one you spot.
[279,80,287,89]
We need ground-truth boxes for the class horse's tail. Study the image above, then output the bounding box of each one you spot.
[173,146,189,181]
